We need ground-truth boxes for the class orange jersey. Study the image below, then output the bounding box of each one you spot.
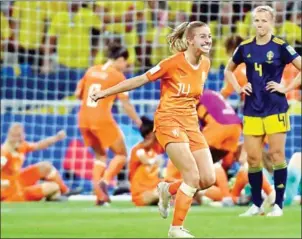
[282,63,300,101]
[1,142,35,179]
[146,52,210,130]
[221,63,300,100]
[1,142,35,200]
[77,63,129,129]
[128,142,158,182]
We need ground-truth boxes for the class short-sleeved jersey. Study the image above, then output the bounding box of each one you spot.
[128,143,157,182]
[232,36,299,117]
[146,52,210,129]
[1,142,35,179]
[197,90,241,127]
[77,63,128,129]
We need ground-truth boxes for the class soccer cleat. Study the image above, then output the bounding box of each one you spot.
[157,182,171,219]
[63,187,83,197]
[239,204,265,216]
[168,226,195,238]
[267,204,283,217]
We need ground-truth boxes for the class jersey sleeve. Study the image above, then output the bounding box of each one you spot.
[75,76,86,100]
[23,141,37,153]
[232,45,244,65]
[145,58,171,82]
[281,43,299,64]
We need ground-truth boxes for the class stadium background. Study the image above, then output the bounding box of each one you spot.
[1,1,301,196]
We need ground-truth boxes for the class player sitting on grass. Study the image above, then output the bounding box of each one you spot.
[129,116,164,206]
[1,123,78,202]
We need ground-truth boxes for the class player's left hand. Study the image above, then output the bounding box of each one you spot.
[56,130,67,140]
[266,81,286,94]
[90,91,106,102]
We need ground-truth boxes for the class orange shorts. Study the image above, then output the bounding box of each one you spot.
[80,123,123,149]
[3,165,44,202]
[202,123,241,153]
[155,127,208,152]
[19,165,42,186]
[5,185,44,202]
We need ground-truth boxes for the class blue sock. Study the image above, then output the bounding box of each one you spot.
[273,162,288,209]
[248,167,263,207]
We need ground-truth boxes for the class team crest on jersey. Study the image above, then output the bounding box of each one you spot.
[266,51,274,63]
[172,128,180,138]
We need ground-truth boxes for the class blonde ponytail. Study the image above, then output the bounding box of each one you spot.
[167,22,189,53]
[167,21,208,53]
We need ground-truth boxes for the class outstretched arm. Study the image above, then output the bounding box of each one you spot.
[90,74,149,102]
[31,130,66,151]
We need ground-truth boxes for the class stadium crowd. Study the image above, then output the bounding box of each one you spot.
[1,1,301,72]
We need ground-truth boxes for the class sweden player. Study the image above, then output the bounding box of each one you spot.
[224,6,301,216]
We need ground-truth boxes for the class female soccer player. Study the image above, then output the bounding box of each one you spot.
[75,43,142,206]
[91,21,215,238]
[224,6,301,217]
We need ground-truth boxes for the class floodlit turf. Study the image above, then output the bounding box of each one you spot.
[1,201,301,238]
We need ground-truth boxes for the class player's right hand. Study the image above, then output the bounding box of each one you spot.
[240,83,252,96]
[90,91,106,102]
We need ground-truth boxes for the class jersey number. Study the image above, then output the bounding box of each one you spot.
[86,84,102,108]
[177,83,191,96]
[254,63,263,77]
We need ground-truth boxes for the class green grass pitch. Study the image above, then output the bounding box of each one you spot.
[1,201,301,238]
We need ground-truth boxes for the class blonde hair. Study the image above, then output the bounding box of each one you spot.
[167,21,207,53]
[252,5,276,20]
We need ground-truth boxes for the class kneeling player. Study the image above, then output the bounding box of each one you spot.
[1,123,72,202]
[129,117,163,206]
[197,89,242,170]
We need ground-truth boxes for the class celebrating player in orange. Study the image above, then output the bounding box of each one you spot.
[1,123,70,202]
[224,6,301,216]
[91,21,215,238]
[75,43,142,206]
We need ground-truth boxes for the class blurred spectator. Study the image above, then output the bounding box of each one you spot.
[1,10,11,64]
[42,3,101,74]
[278,1,301,55]
[210,2,234,68]
[168,2,193,27]
[10,2,49,73]
[145,1,171,66]
[94,1,138,68]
